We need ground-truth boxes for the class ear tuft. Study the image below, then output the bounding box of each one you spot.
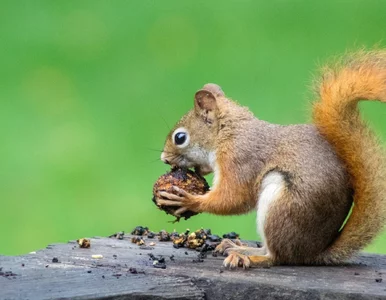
[202,83,225,97]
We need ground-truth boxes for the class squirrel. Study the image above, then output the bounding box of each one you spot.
[155,50,386,268]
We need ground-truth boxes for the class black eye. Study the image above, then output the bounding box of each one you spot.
[174,132,187,145]
[172,127,190,148]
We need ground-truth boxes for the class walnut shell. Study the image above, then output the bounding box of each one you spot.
[152,168,209,222]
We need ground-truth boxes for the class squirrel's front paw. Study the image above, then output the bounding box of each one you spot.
[156,186,202,215]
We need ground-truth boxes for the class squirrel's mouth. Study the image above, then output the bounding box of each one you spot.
[161,152,190,168]
[160,152,214,176]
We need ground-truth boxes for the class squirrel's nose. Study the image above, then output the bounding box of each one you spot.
[160,152,170,164]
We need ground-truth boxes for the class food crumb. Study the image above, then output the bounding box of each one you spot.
[131,226,149,236]
[77,238,91,248]
[92,254,104,259]
[131,237,145,246]
[158,230,171,242]
[222,232,239,239]
[109,231,125,240]
[52,257,59,263]
[148,253,167,269]
[152,260,167,269]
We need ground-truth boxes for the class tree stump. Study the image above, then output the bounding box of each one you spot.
[1,234,386,299]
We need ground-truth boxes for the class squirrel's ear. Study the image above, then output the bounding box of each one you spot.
[194,83,224,124]
[194,90,218,124]
[195,90,216,111]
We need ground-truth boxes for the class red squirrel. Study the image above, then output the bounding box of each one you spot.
[155,51,386,268]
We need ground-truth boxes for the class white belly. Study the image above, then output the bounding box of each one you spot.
[257,171,285,252]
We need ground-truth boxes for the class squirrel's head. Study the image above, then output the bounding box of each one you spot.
[161,83,225,176]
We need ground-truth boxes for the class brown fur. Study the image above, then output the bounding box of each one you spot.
[158,51,386,267]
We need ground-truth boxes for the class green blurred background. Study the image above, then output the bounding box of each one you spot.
[1,1,386,255]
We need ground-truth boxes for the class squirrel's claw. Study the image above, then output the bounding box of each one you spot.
[223,251,251,269]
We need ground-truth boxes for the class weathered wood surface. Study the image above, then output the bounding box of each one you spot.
[1,235,386,300]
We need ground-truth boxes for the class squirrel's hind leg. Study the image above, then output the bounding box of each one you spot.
[220,170,283,269]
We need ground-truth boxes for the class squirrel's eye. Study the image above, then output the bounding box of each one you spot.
[172,127,190,148]
[174,132,186,145]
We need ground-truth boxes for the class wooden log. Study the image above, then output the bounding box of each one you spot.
[1,234,386,300]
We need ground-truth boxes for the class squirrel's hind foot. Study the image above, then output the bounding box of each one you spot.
[223,251,273,269]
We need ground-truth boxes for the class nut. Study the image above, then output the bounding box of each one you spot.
[152,168,209,222]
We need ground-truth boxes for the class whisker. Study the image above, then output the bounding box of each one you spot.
[160,115,171,131]
[162,150,177,155]
[149,158,162,163]
[145,147,177,156]
[163,153,181,164]
[145,148,164,153]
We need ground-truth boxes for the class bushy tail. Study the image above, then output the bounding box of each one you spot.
[312,50,386,264]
